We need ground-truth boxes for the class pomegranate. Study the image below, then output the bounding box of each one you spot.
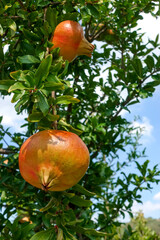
[50,20,94,62]
[19,130,90,191]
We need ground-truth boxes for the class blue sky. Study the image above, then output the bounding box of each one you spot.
[1,11,160,222]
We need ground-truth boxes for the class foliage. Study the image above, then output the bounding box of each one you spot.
[0,0,160,239]
[114,212,160,240]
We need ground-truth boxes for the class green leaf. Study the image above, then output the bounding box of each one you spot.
[72,184,95,197]
[67,225,107,237]
[14,94,30,113]
[35,54,52,87]
[0,80,15,91]
[8,82,28,92]
[30,229,54,240]
[21,223,36,239]
[69,195,92,207]
[17,55,40,64]
[7,19,17,32]
[61,225,77,240]
[59,119,83,135]
[46,113,59,121]
[43,82,64,91]
[46,7,57,31]
[50,61,62,73]
[36,91,49,115]
[28,112,44,122]
[58,61,69,78]
[40,197,58,212]
[56,95,80,104]
[23,29,41,41]
[86,4,99,18]
[144,55,154,72]
[63,12,79,21]
[10,70,24,80]
[152,74,160,81]
[10,70,34,87]
[132,57,143,78]
[11,92,24,103]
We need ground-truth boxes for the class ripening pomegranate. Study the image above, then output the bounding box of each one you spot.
[19,130,90,191]
[50,20,94,62]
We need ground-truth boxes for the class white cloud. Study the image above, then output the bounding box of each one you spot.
[0,95,27,132]
[138,12,160,41]
[153,192,160,201]
[131,117,154,144]
[132,200,160,214]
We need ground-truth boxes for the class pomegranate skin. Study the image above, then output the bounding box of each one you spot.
[50,20,94,62]
[19,130,90,191]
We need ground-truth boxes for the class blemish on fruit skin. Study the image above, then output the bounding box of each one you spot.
[52,140,58,145]
[55,136,65,142]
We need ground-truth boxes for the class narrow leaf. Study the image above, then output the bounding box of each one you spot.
[46,7,57,31]
[11,92,24,103]
[56,95,80,104]
[30,229,54,240]
[36,91,49,115]
[72,184,95,197]
[43,82,64,91]
[21,223,36,239]
[144,55,154,72]
[58,61,69,78]
[69,195,92,207]
[59,119,83,135]
[132,58,143,78]
[17,55,40,64]
[28,112,44,122]
[40,197,58,212]
[8,82,28,92]
[46,113,59,121]
[35,54,52,87]
[10,70,24,80]
[67,225,107,237]
[8,19,17,32]
[0,80,15,91]
[23,29,41,41]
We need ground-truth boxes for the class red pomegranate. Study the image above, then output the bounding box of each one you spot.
[19,130,90,191]
[50,20,94,62]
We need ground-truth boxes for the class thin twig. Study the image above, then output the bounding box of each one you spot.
[51,91,57,130]
[0,148,17,154]
[66,104,72,124]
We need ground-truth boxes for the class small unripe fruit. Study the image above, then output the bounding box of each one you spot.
[19,130,90,191]
[50,20,94,62]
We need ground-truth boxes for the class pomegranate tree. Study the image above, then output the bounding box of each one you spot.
[50,20,94,62]
[19,130,90,191]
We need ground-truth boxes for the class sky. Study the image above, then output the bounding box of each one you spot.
[1,11,160,222]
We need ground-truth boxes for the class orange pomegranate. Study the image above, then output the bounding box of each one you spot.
[50,20,94,62]
[19,130,90,191]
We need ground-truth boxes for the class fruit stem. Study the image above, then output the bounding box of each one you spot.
[52,91,57,130]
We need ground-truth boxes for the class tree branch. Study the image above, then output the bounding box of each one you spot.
[51,91,57,130]
[0,148,17,154]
